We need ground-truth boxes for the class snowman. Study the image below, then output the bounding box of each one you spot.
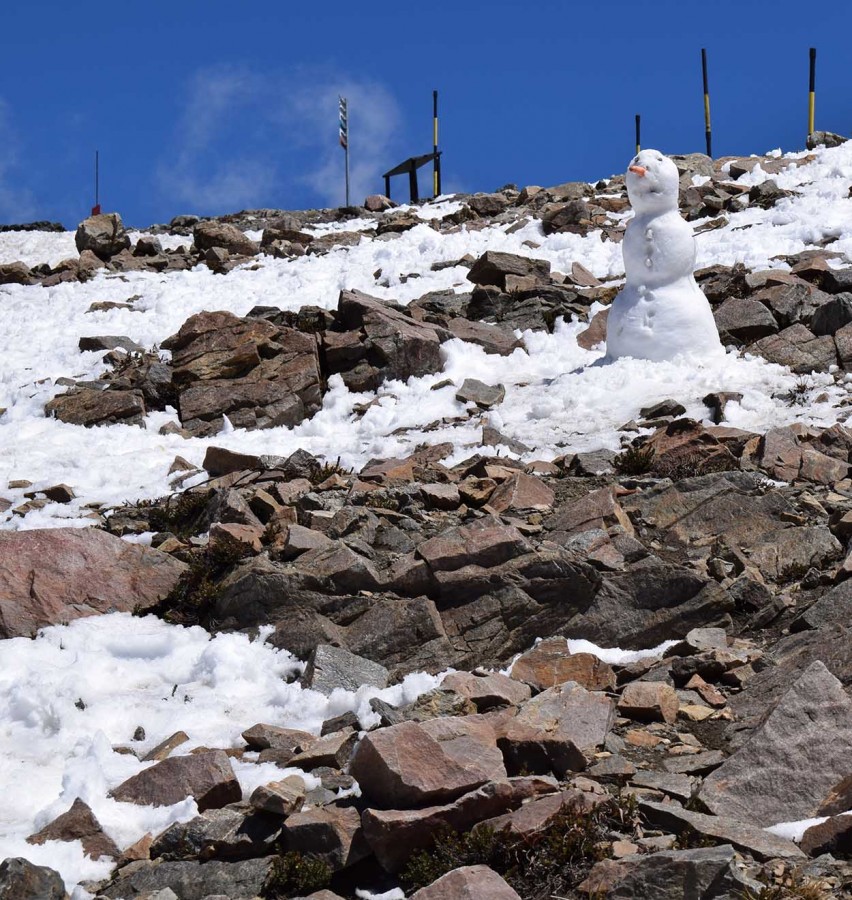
[604,149,724,362]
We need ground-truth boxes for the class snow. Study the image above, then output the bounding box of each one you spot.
[0,613,442,892]
[4,141,852,891]
[766,811,852,842]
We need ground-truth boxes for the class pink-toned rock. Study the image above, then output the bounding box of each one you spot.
[577,307,609,350]
[546,485,634,538]
[27,798,120,860]
[411,865,522,899]
[618,682,680,724]
[109,751,241,812]
[362,776,557,871]
[349,720,498,808]
[486,473,555,515]
[420,483,461,511]
[208,522,264,554]
[498,682,615,777]
[441,672,531,710]
[417,518,531,572]
[283,805,370,871]
[510,638,616,692]
[0,528,187,638]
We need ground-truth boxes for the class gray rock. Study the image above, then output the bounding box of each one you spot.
[466,251,550,289]
[0,858,65,900]
[283,805,369,871]
[748,324,837,373]
[639,800,805,861]
[699,661,852,826]
[300,644,389,695]
[75,212,131,260]
[455,378,505,409]
[714,297,778,343]
[193,221,259,256]
[410,865,521,899]
[150,807,281,861]
[99,857,276,900]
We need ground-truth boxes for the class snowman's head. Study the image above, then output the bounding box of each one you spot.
[626,149,679,214]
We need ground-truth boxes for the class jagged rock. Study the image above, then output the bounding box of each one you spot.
[78,335,145,354]
[0,528,186,638]
[800,814,852,856]
[417,518,531,572]
[333,290,450,391]
[811,293,852,335]
[455,378,505,409]
[546,485,633,539]
[0,261,36,285]
[466,251,550,289]
[27,797,119,860]
[498,681,614,776]
[714,297,778,343]
[441,672,531,710]
[289,729,358,770]
[163,310,322,435]
[241,724,315,755]
[98,857,277,900]
[364,194,395,212]
[249,777,305,816]
[410,865,521,899]
[638,801,805,861]
[699,661,852,826]
[283,805,370,871]
[45,387,146,427]
[748,323,837,373]
[806,130,848,149]
[110,751,241,812]
[150,807,281,861]
[510,638,616,692]
[361,776,557,872]
[486,473,554,515]
[580,844,759,899]
[746,525,842,581]
[300,643,389,695]
[443,318,523,355]
[350,719,503,808]
[0,858,65,900]
[617,682,679,724]
[75,212,131,259]
[193,221,259,256]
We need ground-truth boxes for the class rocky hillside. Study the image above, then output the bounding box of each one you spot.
[2,140,852,899]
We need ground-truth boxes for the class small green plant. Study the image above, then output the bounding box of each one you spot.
[781,376,813,408]
[402,794,640,900]
[615,443,656,475]
[310,456,352,486]
[263,852,331,898]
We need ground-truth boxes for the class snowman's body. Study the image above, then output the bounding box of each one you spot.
[605,149,724,362]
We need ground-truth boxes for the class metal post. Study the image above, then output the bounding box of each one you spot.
[345,141,350,208]
[808,47,817,136]
[92,150,101,216]
[384,174,391,200]
[433,90,441,198]
[702,49,712,158]
[408,162,419,204]
[339,96,350,207]
[635,115,641,155]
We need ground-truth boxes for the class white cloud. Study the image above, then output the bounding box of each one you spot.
[0,98,37,223]
[156,67,404,215]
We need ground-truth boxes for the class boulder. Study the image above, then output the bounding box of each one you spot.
[110,751,241,812]
[417,518,531,572]
[361,776,557,872]
[283,805,369,871]
[193,221,259,256]
[98,857,277,900]
[441,672,531,710]
[0,261,36,285]
[0,528,186,638]
[163,310,322,436]
[0,858,65,900]
[410,865,521,899]
[800,814,852,856]
[300,644,389,695]
[350,719,502,807]
[617,682,679,724]
[45,387,146,427]
[27,797,119,860]
[466,251,550,289]
[486,473,554,515]
[150,807,281,861]
[713,297,778,343]
[498,681,614,777]
[75,212,131,260]
[510,638,616,692]
[699,661,852,826]
[455,378,505,409]
[748,324,837,373]
[333,290,450,392]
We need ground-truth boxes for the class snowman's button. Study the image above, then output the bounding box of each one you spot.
[645,228,654,239]
[645,258,652,268]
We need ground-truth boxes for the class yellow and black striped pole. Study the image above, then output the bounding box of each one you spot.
[808,47,817,137]
[702,48,712,157]
[433,90,441,198]
[635,114,641,155]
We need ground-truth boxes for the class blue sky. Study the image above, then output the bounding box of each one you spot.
[1,1,850,228]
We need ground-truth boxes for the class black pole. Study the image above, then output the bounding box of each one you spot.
[635,114,641,154]
[95,150,99,207]
[702,48,712,158]
[384,174,391,200]
[408,161,419,204]
[433,89,441,198]
[808,47,816,136]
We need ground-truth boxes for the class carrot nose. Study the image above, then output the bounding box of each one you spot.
[629,165,647,177]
